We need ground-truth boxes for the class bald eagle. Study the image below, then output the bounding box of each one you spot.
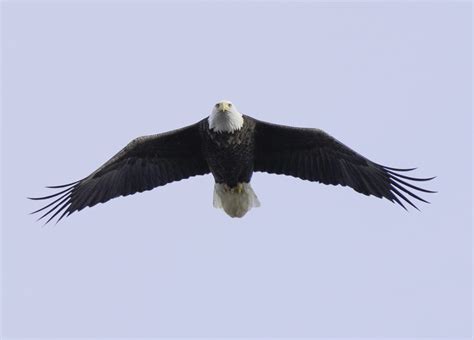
[30,100,435,223]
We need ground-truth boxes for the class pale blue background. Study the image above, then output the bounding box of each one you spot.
[1,1,472,338]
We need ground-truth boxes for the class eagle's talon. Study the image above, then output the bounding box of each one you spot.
[236,183,243,194]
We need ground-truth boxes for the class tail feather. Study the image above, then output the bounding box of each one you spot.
[213,183,260,218]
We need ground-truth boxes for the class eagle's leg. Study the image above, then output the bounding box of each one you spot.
[223,183,244,194]
[232,183,244,194]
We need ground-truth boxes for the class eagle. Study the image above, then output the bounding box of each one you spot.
[30,100,435,223]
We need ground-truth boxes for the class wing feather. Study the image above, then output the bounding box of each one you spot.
[251,117,434,209]
[30,119,210,223]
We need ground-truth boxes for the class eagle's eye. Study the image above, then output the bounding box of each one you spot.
[228,103,232,107]
[215,103,219,108]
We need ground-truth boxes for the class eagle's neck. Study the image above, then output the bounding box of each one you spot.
[208,111,244,133]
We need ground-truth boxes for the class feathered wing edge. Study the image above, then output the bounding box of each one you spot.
[28,119,211,224]
[28,165,210,225]
[28,180,83,225]
[250,116,436,210]
[369,164,436,210]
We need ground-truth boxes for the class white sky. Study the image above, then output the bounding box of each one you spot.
[2,1,471,338]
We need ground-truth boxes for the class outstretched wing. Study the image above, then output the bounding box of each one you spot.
[30,119,210,224]
[251,117,435,209]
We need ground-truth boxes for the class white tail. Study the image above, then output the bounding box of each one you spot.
[213,182,261,218]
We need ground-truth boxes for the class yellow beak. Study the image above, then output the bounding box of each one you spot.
[218,102,230,112]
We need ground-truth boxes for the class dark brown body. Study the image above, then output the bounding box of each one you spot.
[201,116,256,187]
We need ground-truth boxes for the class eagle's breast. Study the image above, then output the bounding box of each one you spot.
[202,116,256,186]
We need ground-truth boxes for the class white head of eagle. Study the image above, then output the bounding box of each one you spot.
[29,99,435,224]
[208,100,244,133]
